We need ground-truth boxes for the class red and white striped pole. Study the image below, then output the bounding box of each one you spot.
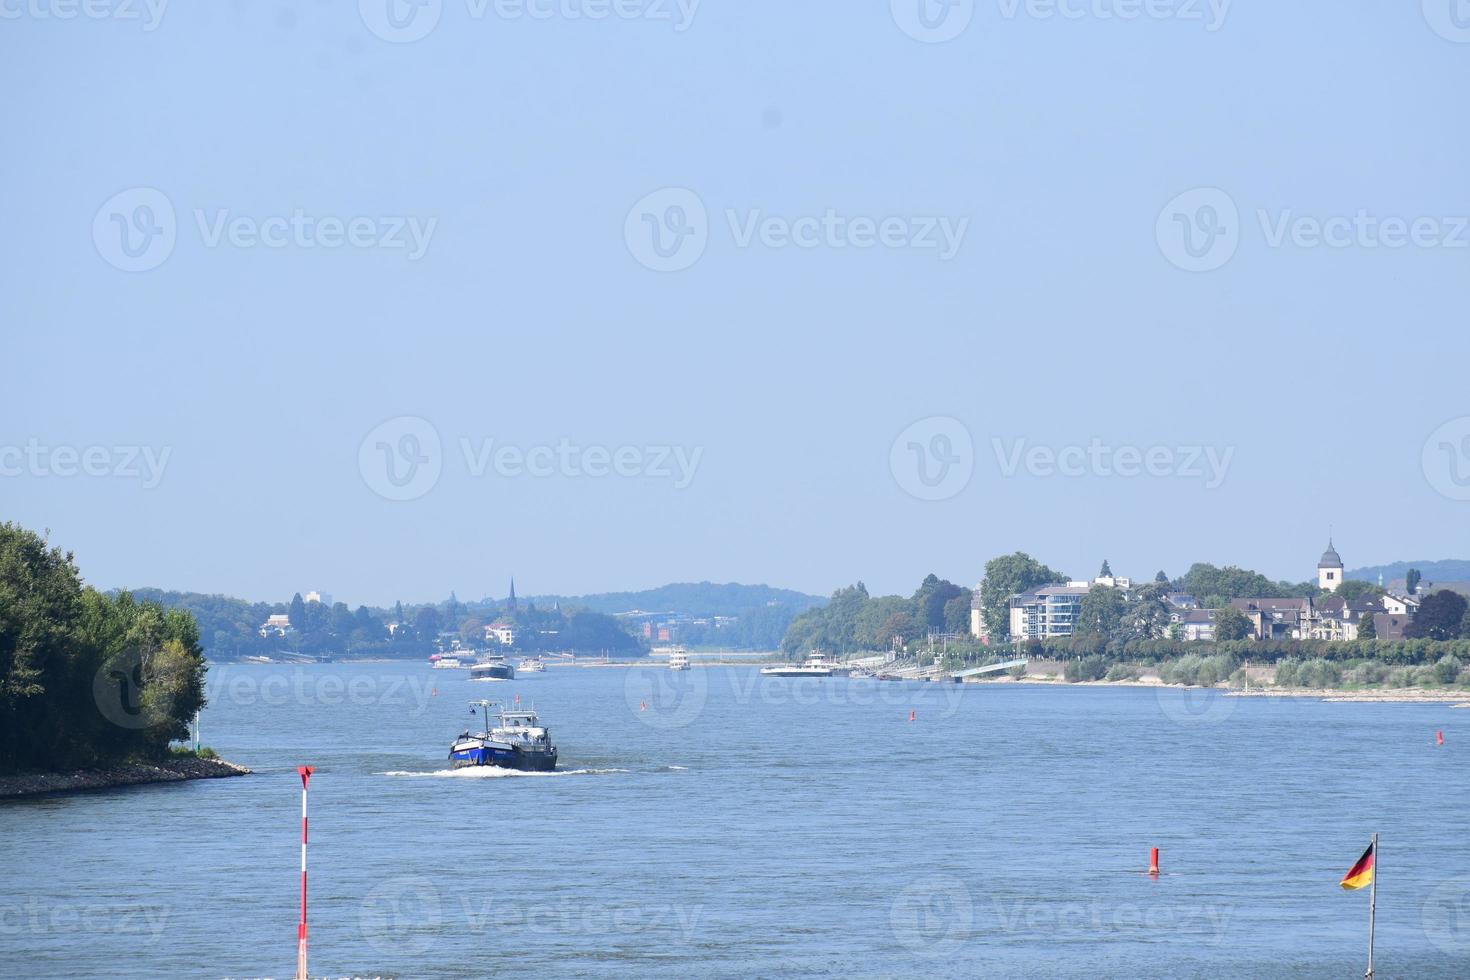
[296,765,314,980]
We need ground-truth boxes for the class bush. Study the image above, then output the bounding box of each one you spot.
[1064,655,1110,682]
[1105,664,1140,682]
[1434,655,1463,685]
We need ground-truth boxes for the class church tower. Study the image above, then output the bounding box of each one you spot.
[1317,540,1344,592]
[507,577,518,614]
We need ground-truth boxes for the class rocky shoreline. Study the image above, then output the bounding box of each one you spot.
[0,757,250,799]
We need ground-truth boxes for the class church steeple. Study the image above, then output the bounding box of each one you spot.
[507,577,518,614]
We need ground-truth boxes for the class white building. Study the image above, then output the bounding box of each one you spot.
[304,590,333,606]
[1317,541,1344,592]
[484,623,516,646]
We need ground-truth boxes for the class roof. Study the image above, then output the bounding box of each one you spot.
[1318,540,1343,568]
[1230,597,1310,612]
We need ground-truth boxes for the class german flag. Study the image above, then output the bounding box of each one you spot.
[1340,842,1375,891]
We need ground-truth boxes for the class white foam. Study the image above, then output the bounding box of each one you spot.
[380,767,629,778]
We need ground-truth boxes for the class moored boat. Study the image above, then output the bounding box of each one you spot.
[668,648,691,671]
[759,653,853,678]
[517,657,546,673]
[449,700,557,771]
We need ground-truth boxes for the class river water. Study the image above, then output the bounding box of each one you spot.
[3,663,1468,978]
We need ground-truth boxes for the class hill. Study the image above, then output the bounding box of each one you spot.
[1346,560,1470,585]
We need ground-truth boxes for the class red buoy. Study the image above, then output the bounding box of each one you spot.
[1149,847,1160,876]
[908,710,916,723]
[1437,730,1445,746]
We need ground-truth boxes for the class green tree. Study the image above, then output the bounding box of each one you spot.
[979,553,1065,642]
[1406,569,1422,594]
[1214,606,1253,642]
[912,574,963,631]
[1336,580,1385,604]
[942,594,973,636]
[1357,612,1377,639]
[1155,570,1170,584]
[289,592,307,629]
[1407,590,1468,641]
[1099,560,1113,578]
[1076,587,1125,641]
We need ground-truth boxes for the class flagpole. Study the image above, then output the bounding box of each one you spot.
[1365,832,1378,980]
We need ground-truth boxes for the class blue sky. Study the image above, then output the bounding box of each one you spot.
[2,1,1468,605]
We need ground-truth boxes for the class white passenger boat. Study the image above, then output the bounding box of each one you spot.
[759,653,852,677]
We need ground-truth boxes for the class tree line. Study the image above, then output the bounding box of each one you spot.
[0,524,206,773]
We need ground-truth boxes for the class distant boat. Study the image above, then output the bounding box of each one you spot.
[470,654,515,681]
[432,657,465,670]
[518,657,546,673]
[760,653,852,678]
[668,648,691,671]
[449,700,557,771]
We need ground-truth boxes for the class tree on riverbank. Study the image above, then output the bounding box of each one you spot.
[0,524,206,772]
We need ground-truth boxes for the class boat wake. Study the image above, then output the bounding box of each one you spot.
[380,767,629,779]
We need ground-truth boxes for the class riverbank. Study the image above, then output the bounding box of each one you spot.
[0,756,250,799]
